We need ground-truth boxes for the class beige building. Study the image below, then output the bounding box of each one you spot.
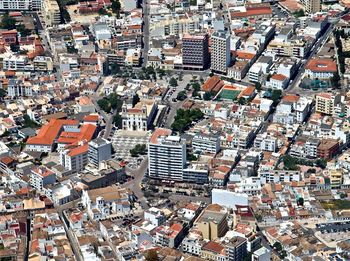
[301,0,321,13]
[42,0,60,27]
[315,93,341,115]
[195,204,228,240]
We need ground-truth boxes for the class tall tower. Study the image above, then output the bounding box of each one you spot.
[182,33,210,70]
[211,31,231,74]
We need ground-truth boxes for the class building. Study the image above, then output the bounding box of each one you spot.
[192,133,221,154]
[301,0,321,13]
[211,31,231,74]
[317,138,339,160]
[182,34,210,70]
[42,0,60,27]
[81,185,132,220]
[148,128,187,182]
[7,79,33,98]
[211,189,249,209]
[252,246,271,261]
[59,142,89,173]
[315,93,341,115]
[121,100,157,132]
[88,138,112,168]
[305,59,337,80]
[195,204,228,240]
[144,207,166,226]
[225,237,247,261]
[30,166,56,191]
[0,0,42,10]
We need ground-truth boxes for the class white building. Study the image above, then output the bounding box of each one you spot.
[60,142,89,172]
[211,31,231,74]
[211,188,249,209]
[30,166,56,191]
[144,207,166,226]
[88,138,112,168]
[148,128,186,181]
[3,55,29,71]
[254,133,278,152]
[7,79,33,98]
[121,100,157,132]
[252,246,271,261]
[81,185,132,220]
[0,0,42,10]
[192,133,220,154]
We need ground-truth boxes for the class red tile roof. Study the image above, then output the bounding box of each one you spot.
[271,74,288,81]
[27,119,78,146]
[202,241,224,253]
[202,76,224,93]
[305,59,337,73]
[149,128,172,144]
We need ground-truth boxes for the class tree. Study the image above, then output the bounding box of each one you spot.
[273,242,283,252]
[271,89,282,102]
[171,108,204,132]
[331,72,341,89]
[130,144,147,157]
[0,13,16,30]
[169,77,178,87]
[203,91,213,101]
[16,24,31,37]
[297,197,304,206]
[0,88,6,98]
[113,114,122,128]
[97,98,111,113]
[132,94,140,107]
[238,97,247,105]
[315,158,327,169]
[176,91,187,101]
[23,114,40,128]
[293,9,305,17]
[255,82,261,91]
[111,0,121,17]
[98,8,108,15]
[110,63,120,75]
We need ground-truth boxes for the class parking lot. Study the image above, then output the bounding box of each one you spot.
[111,130,150,167]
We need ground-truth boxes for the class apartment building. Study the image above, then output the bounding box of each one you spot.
[148,128,186,182]
[301,0,321,13]
[192,133,221,154]
[60,142,89,172]
[42,0,61,27]
[88,138,112,168]
[211,31,231,74]
[0,0,42,10]
[30,166,56,191]
[225,237,248,261]
[182,34,210,70]
[315,93,341,115]
[195,204,228,240]
[7,79,33,98]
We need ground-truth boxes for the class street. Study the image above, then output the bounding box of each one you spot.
[123,157,149,209]
[142,0,150,66]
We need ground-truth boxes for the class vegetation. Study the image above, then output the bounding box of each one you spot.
[187,152,198,161]
[130,144,147,157]
[111,0,121,17]
[0,89,6,98]
[191,82,201,98]
[334,29,350,74]
[330,72,341,89]
[297,197,304,206]
[293,9,305,17]
[16,24,31,37]
[282,155,327,170]
[238,97,247,105]
[97,93,123,113]
[171,108,204,132]
[255,82,261,92]
[321,200,350,210]
[145,249,158,261]
[176,90,187,101]
[271,89,282,102]
[110,63,121,75]
[169,77,178,87]
[132,94,140,107]
[23,115,40,128]
[0,13,16,30]
[203,91,214,101]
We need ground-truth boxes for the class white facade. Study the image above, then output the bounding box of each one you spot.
[211,31,231,74]
[192,133,220,154]
[211,188,249,209]
[144,207,166,226]
[60,147,88,172]
[7,80,33,98]
[0,0,42,10]
[148,135,187,181]
[88,138,112,168]
[254,133,278,152]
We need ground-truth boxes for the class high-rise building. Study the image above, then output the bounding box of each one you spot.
[211,31,231,74]
[42,0,61,27]
[88,138,112,168]
[301,0,321,13]
[182,34,210,70]
[148,128,186,181]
